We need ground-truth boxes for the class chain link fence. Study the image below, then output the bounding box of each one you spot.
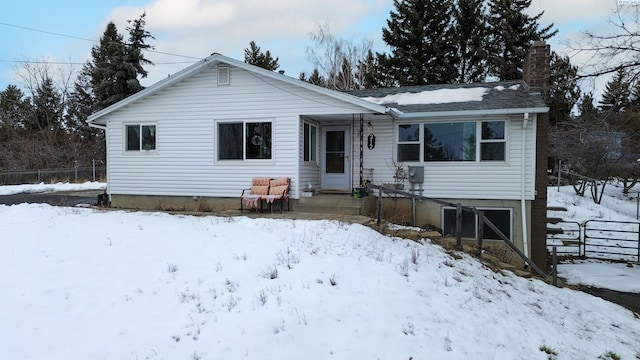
[0,165,106,185]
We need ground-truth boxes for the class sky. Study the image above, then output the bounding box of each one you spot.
[0,0,636,99]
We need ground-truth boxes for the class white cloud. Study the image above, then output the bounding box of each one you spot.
[96,0,390,86]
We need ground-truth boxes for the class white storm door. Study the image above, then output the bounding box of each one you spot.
[321,126,351,191]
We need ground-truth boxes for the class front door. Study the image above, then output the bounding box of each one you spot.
[321,126,351,191]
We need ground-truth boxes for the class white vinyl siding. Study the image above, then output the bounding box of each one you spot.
[361,115,536,200]
[103,65,376,199]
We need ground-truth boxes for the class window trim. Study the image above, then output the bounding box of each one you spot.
[479,121,506,161]
[124,123,157,153]
[303,121,318,163]
[214,118,274,163]
[396,120,507,163]
[441,207,513,241]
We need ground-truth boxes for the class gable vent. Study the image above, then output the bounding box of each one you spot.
[217,66,230,86]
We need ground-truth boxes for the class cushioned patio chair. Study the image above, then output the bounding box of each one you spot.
[240,178,271,212]
[262,177,290,213]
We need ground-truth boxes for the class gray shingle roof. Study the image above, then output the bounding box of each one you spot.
[347,80,547,114]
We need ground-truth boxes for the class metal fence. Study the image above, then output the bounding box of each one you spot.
[584,220,640,262]
[547,220,640,262]
[547,220,582,257]
[0,165,106,185]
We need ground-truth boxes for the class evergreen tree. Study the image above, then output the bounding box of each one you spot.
[125,12,154,80]
[30,77,63,132]
[65,68,105,163]
[0,85,31,136]
[486,0,556,80]
[244,41,280,71]
[87,14,154,110]
[379,0,458,85]
[547,52,581,126]
[357,50,386,88]
[453,0,488,83]
[88,22,128,109]
[577,93,598,119]
[599,68,631,114]
[299,69,326,87]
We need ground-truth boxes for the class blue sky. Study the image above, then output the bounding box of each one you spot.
[0,0,627,98]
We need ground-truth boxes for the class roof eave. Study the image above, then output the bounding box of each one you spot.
[393,107,549,119]
[87,53,390,125]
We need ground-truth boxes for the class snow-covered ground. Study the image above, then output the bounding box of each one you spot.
[0,181,106,195]
[548,183,640,292]
[0,183,639,359]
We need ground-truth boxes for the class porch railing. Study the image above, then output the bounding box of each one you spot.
[368,183,547,279]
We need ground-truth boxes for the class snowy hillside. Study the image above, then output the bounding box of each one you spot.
[0,197,638,359]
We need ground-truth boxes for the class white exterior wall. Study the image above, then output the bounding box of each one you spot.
[360,115,537,201]
[103,65,374,199]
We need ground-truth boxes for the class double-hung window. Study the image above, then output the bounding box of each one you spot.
[126,124,156,151]
[217,120,272,160]
[303,122,317,162]
[397,124,420,162]
[480,121,506,161]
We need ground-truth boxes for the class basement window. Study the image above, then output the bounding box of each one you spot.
[442,207,512,240]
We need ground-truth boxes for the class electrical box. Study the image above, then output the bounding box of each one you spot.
[408,166,424,184]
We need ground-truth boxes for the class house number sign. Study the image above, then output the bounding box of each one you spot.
[367,133,376,150]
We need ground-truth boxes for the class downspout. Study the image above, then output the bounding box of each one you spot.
[521,113,530,260]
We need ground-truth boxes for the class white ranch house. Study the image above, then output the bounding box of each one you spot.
[88,43,551,269]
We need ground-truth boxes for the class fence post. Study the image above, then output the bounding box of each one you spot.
[376,186,382,225]
[456,203,462,250]
[557,159,561,192]
[552,246,558,287]
[477,210,484,257]
[92,159,96,182]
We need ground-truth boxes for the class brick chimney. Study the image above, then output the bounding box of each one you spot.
[524,40,551,272]
[522,40,551,89]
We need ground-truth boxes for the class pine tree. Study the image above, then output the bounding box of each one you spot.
[453,0,488,83]
[486,0,556,80]
[577,93,598,119]
[87,14,154,110]
[125,12,154,80]
[357,50,386,88]
[0,85,31,136]
[88,22,128,109]
[299,69,326,87]
[30,77,63,132]
[65,68,105,163]
[599,68,631,114]
[547,52,581,126]
[379,0,458,85]
[244,41,280,71]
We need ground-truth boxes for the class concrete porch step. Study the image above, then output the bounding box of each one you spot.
[295,194,368,216]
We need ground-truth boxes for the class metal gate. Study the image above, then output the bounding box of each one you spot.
[584,220,640,262]
[547,221,582,257]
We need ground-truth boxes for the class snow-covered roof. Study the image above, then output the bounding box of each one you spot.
[349,80,548,117]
